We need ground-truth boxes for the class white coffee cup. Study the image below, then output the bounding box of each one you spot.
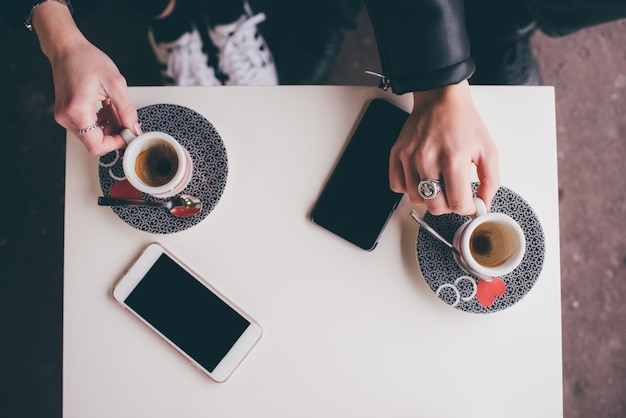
[121,129,193,198]
[452,197,525,281]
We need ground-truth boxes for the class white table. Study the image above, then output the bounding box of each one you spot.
[64,86,562,417]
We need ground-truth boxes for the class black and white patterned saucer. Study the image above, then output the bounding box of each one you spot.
[98,104,228,234]
[416,185,545,313]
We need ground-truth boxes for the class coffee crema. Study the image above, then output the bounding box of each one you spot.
[469,221,519,268]
[134,140,179,187]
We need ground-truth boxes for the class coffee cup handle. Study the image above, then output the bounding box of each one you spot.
[120,129,136,144]
[474,197,487,217]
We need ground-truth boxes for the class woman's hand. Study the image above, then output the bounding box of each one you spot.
[389,80,500,214]
[33,1,139,155]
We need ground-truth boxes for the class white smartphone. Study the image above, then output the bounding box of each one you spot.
[112,243,262,382]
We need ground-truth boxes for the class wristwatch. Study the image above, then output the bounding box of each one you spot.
[24,0,74,32]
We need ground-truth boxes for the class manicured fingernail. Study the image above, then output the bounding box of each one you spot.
[134,123,143,136]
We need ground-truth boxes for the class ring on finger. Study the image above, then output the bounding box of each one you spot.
[78,122,99,136]
[418,179,444,200]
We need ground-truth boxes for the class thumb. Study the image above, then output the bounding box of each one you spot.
[105,76,140,135]
[475,149,500,212]
[112,95,140,136]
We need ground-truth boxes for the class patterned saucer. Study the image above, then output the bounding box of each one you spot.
[416,185,545,313]
[98,104,228,234]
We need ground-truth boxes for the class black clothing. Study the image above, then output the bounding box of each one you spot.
[2,0,626,94]
[364,0,475,94]
[363,0,626,94]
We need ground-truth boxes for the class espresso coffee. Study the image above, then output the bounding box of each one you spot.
[134,140,179,187]
[469,221,519,268]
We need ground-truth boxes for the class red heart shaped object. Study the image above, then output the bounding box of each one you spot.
[476,278,507,307]
[110,180,141,199]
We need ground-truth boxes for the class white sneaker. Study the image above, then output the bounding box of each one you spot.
[208,2,278,86]
[148,26,222,86]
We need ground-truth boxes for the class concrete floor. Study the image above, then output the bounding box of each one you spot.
[1,2,625,417]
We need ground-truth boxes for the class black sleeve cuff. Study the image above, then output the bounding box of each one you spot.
[388,59,475,94]
[365,0,474,93]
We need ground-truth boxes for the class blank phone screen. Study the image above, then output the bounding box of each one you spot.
[124,254,250,372]
[311,99,408,250]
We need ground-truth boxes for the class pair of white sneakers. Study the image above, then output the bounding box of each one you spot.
[148,2,278,86]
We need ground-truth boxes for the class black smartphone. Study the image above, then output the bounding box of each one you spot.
[310,98,409,251]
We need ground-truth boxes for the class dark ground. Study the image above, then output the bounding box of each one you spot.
[1,2,625,417]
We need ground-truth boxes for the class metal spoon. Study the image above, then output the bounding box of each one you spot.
[410,210,491,281]
[410,210,458,254]
[98,195,202,217]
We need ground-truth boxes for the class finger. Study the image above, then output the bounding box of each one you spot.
[404,165,427,207]
[105,75,140,135]
[396,142,429,206]
[54,96,108,155]
[56,96,98,136]
[87,99,130,154]
[416,177,448,215]
[475,144,501,211]
[388,151,407,194]
[440,155,475,215]
[100,133,127,155]
[78,124,105,154]
[72,107,124,155]
[79,125,126,156]
[415,155,448,214]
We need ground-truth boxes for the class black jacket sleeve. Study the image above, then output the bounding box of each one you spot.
[364,0,475,94]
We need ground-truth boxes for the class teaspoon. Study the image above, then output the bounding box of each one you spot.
[410,210,457,254]
[98,195,202,217]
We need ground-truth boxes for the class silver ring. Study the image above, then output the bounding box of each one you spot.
[78,122,99,136]
[418,179,443,200]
